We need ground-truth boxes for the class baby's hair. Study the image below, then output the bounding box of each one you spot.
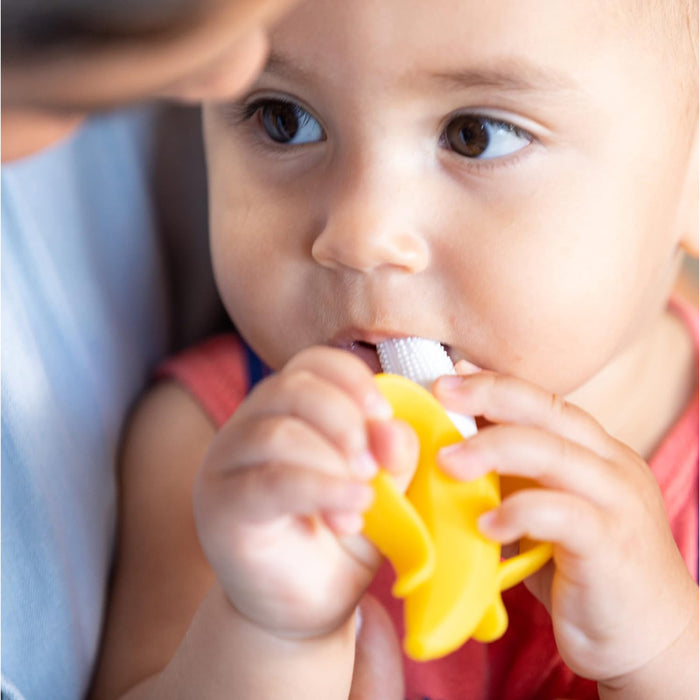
[2,0,198,57]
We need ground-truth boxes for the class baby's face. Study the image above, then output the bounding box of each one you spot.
[204,0,696,397]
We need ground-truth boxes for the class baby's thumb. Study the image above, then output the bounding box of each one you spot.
[367,418,419,493]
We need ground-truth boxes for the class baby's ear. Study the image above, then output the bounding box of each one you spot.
[679,127,698,258]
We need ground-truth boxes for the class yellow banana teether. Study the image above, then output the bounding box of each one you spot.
[363,373,552,661]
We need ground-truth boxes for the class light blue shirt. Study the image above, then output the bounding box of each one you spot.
[2,108,170,700]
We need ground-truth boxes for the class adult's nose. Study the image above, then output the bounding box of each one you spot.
[311,153,431,274]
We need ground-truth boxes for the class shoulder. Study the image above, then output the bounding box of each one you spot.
[122,331,252,511]
[120,380,217,507]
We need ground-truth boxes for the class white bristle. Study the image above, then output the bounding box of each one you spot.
[377,337,477,438]
[377,337,454,390]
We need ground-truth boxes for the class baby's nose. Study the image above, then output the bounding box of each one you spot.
[311,166,430,274]
[311,223,430,273]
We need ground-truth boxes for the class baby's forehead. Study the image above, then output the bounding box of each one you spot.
[620,0,698,114]
[267,0,694,100]
[604,0,697,70]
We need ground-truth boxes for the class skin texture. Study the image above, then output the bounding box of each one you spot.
[94,0,698,697]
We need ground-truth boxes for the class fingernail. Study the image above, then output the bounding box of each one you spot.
[437,442,463,460]
[346,482,375,509]
[355,605,363,636]
[437,443,487,479]
[477,510,498,535]
[326,510,366,536]
[365,392,393,420]
[454,359,480,375]
[352,450,379,479]
[435,375,462,391]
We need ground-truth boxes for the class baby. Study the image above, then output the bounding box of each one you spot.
[91,0,699,698]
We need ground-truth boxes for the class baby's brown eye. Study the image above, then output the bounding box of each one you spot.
[258,100,324,145]
[261,101,300,142]
[444,115,490,157]
[442,115,531,160]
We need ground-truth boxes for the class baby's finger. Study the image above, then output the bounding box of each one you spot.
[434,372,614,458]
[367,418,420,492]
[207,413,374,481]
[438,423,622,508]
[323,510,367,536]
[208,414,346,473]
[199,460,374,526]
[240,374,379,476]
[477,488,606,561]
[284,346,393,420]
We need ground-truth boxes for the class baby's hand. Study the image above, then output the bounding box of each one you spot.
[434,371,698,689]
[193,346,418,641]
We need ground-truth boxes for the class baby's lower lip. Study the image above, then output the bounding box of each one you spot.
[445,346,458,364]
[347,341,382,373]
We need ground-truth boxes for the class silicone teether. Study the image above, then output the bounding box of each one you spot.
[362,470,435,597]
[362,339,553,661]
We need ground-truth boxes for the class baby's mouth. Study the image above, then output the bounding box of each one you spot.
[345,338,462,375]
[348,340,383,373]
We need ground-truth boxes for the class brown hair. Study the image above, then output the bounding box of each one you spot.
[2,0,199,55]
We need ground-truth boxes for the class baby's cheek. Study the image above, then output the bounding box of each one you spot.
[478,295,616,395]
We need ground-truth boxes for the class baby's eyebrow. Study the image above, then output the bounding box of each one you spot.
[262,51,579,97]
[263,51,316,83]
[421,59,579,95]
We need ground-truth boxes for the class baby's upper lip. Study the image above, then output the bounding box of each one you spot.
[329,327,417,349]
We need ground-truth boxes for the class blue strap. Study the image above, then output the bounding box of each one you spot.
[244,343,268,391]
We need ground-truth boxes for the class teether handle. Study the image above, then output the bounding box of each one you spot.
[498,539,553,591]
